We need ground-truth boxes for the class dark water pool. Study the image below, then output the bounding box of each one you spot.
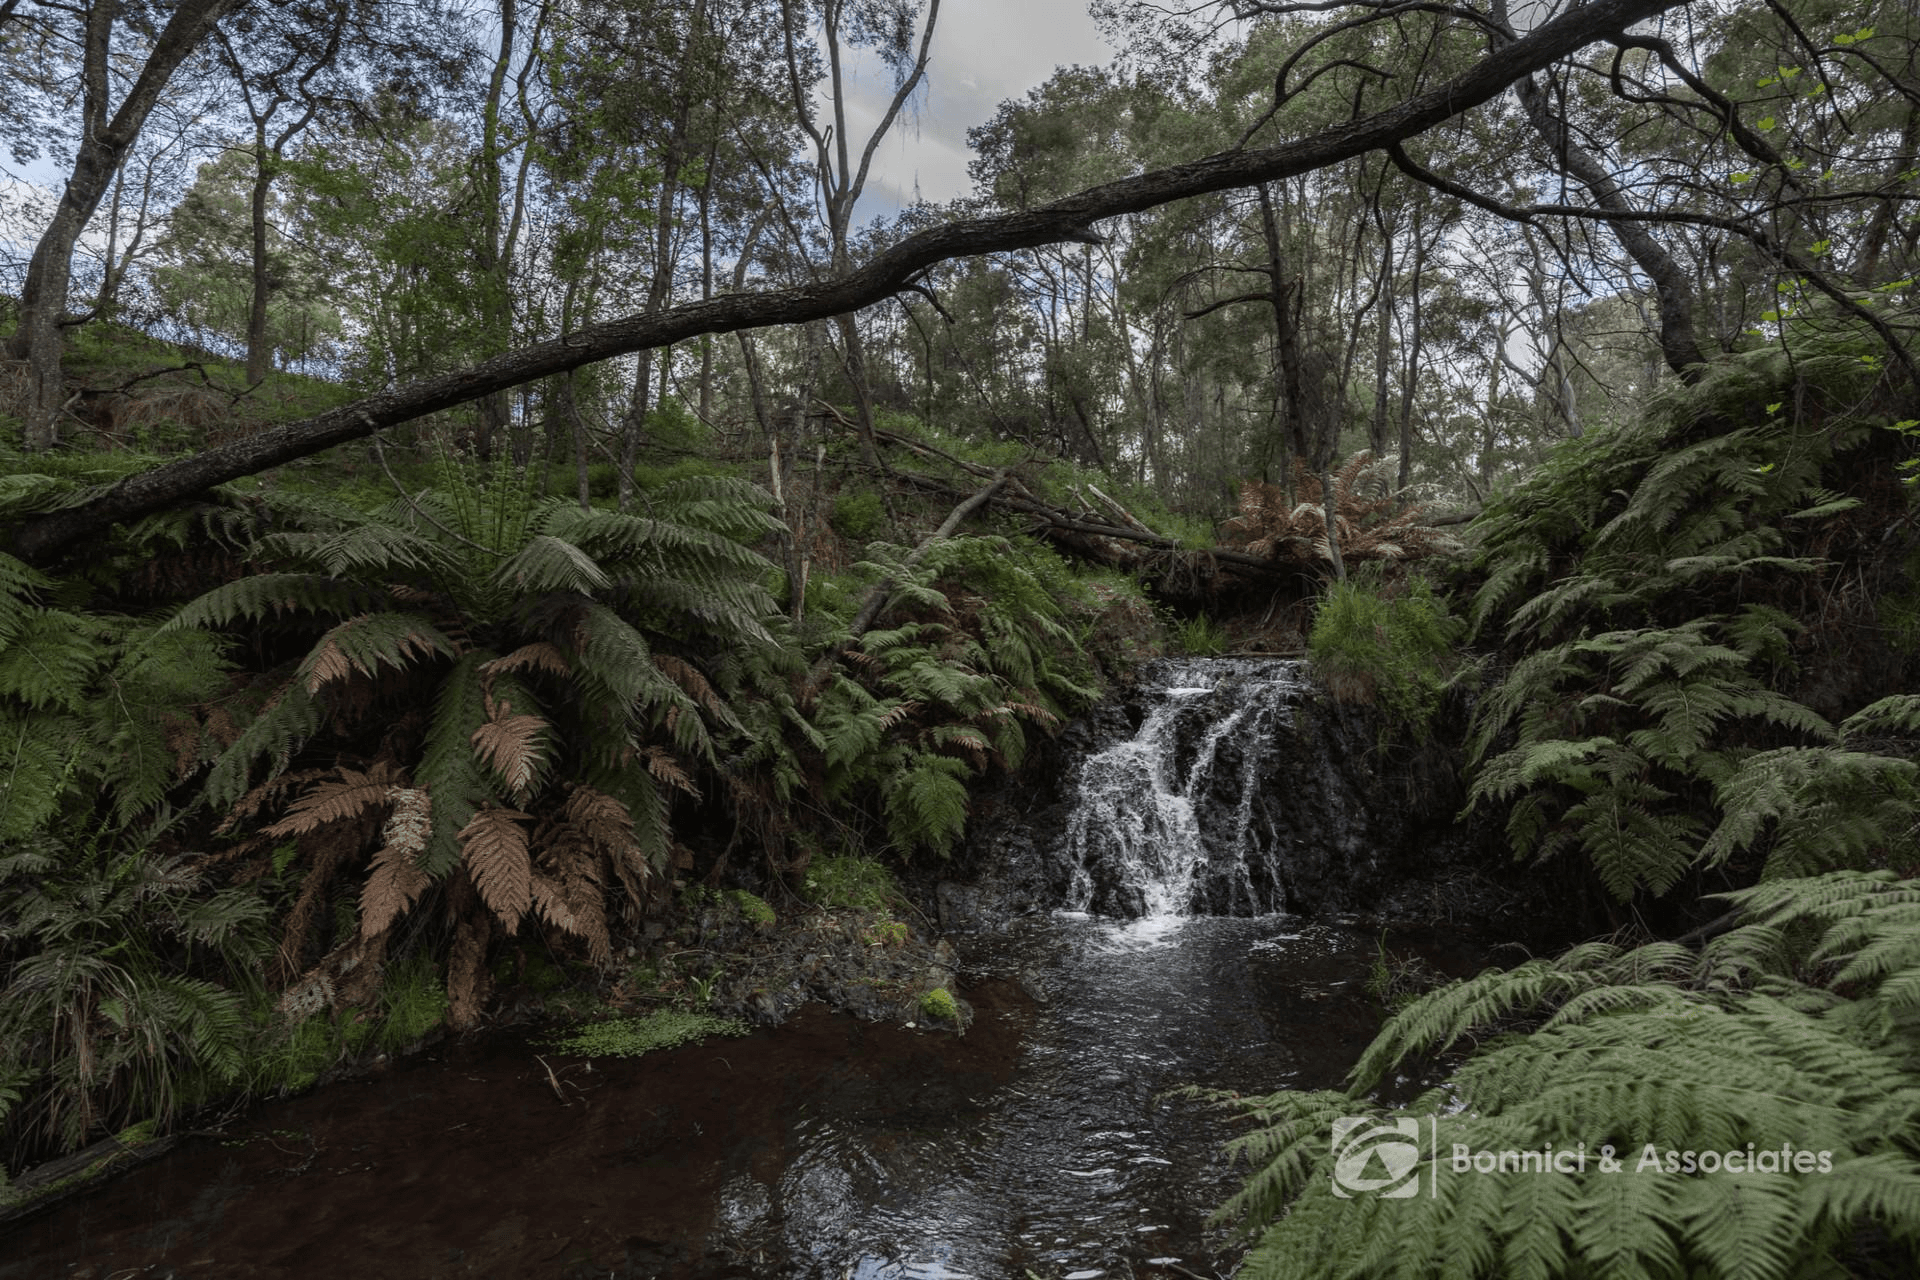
[0,912,1483,1280]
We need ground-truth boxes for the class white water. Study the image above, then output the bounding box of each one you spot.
[1062,658,1312,918]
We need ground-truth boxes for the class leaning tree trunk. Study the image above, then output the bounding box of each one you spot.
[1516,73,1705,382]
[10,0,244,449]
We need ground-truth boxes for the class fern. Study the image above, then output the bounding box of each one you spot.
[1222,872,1920,1280]
[0,843,270,1164]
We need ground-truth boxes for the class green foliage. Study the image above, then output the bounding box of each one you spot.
[0,839,270,1165]
[804,854,899,911]
[0,568,232,840]
[809,535,1101,856]
[543,1010,749,1059]
[376,952,449,1050]
[1461,333,1917,898]
[919,987,959,1021]
[1176,613,1228,656]
[830,490,888,542]
[724,889,776,928]
[1308,570,1460,736]
[167,456,786,1001]
[1216,871,1920,1280]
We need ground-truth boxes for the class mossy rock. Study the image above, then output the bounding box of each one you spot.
[725,889,777,928]
[919,987,959,1021]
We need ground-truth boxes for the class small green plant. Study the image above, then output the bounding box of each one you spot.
[804,854,898,911]
[1361,933,1442,1011]
[1307,569,1460,735]
[376,951,449,1050]
[688,967,722,1005]
[1176,613,1228,656]
[830,490,887,541]
[864,919,909,947]
[544,1010,748,1058]
[724,889,776,928]
[919,987,959,1021]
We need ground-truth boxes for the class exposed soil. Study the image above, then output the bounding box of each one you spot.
[0,978,1035,1280]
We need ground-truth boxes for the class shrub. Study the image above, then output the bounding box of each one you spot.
[919,987,958,1021]
[830,490,887,542]
[1177,613,1229,656]
[1307,570,1459,734]
[804,854,898,911]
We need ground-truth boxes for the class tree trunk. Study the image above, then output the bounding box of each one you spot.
[1516,73,1705,382]
[245,130,274,384]
[1395,203,1429,491]
[8,0,1687,557]
[11,0,244,449]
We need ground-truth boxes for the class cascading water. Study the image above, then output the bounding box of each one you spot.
[1,658,1496,1280]
[1061,658,1311,919]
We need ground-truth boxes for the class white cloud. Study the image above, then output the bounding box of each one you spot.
[834,0,1115,218]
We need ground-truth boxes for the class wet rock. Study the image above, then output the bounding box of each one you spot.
[951,657,1574,936]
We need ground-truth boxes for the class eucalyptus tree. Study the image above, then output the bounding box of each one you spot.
[778,0,941,475]
[8,0,245,450]
[18,0,1873,563]
[210,0,464,384]
[151,148,343,365]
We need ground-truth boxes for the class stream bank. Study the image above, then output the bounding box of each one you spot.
[0,657,1578,1278]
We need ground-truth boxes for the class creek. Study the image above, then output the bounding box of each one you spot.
[0,658,1498,1279]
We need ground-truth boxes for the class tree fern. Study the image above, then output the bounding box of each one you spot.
[162,465,784,1024]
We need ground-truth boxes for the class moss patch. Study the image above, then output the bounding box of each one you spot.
[543,1010,749,1059]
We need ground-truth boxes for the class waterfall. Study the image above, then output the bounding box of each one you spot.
[1060,658,1312,919]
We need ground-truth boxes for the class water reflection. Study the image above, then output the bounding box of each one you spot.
[732,912,1480,1279]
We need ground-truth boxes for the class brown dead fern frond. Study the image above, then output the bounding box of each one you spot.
[303,638,353,694]
[272,815,376,984]
[359,786,433,939]
[566,785,653,908]
[652,654,726,718]
[530,827,610,963]
[482,641,571,679]
[1221,453,1456,570]
[643,745,699,798]
[470,700,548,800]
[219,767,331,836]
[459,804,533,932]
[263,761,406,838]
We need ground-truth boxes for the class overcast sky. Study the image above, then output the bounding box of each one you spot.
[829,0,1116,219]
[1,2,1119,263]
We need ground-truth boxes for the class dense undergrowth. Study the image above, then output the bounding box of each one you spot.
[1225,316,1920,1278]
[0,383,1162,1188]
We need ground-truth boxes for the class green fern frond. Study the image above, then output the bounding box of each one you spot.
[294,611,455,694]
[1842,695,1920,740]
[165,573,384,631]
[0,709,79,840]
[489,533,613,595]
[882,753,971,856]
[0,608,107,712]
[204,676,323,808]
[415,651,498,877]
[259,522,454,577]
